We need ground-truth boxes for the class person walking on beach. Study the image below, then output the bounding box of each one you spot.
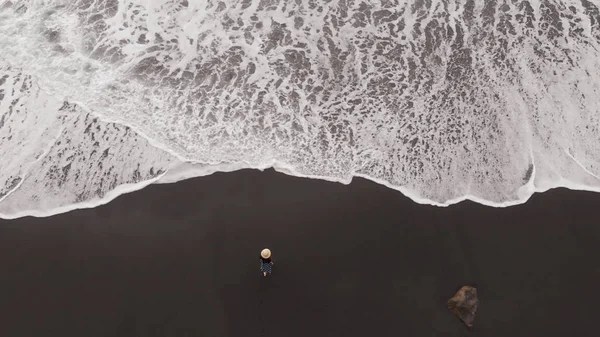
[260,248,273,276]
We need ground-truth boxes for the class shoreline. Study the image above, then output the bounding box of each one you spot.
[4,162,600,219]
[1,168,599,337]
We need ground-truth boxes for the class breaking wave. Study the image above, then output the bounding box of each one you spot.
[1,0,600,218]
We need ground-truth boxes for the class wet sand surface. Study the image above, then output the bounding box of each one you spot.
[1,169,599,337]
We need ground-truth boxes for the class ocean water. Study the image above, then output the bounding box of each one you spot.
[1,0,599,218]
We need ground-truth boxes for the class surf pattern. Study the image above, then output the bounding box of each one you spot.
[1,0,600,217]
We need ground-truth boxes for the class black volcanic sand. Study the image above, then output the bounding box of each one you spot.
[1,169,599,337]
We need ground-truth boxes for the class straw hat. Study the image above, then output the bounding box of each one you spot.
[261,248,271,259]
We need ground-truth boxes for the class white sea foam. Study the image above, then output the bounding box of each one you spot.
[1,0,600,218]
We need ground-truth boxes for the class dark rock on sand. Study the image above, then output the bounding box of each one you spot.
[448,286,479,328]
